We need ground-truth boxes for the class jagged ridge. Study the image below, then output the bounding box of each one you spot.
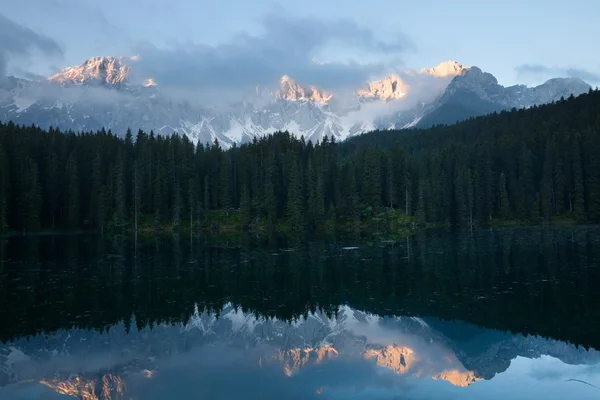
[0,58,591,147]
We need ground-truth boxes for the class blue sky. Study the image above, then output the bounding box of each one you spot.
[1,0,599,89]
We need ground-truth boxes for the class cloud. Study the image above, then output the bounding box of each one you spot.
[515,64,600,83]
[0,13,63,77]
[130,11,413,95]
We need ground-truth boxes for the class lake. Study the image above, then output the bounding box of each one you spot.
[1,227,600,399]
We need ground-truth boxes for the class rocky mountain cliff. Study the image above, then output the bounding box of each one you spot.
[417,67,592,127]
[0,57,591,147]
[48,56,130,87]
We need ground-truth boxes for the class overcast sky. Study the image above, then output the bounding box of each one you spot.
[1,0,599,90]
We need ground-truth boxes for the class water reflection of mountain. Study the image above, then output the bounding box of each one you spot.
[1,227,599,349]
[1,304,599,399]
[2,227,600,398]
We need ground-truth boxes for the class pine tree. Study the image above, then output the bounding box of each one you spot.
[173,182,182,229]
[286,158,303,230]
[466,168,474,228]
[553,146,566,214]
[219,154,233,209]
[361,148,382,208]
[97,185,107,234]
[133,159,141,232]
[540,140,555,221]
[154,163,167,225]
[306,158,324,229]
[0,144,8,232]
[264,154,278,227]
[498,172,511,219]
[416,178,427,223]
[345,162,360,229]
[516,146,534,219]
[454,165,467,226]
[384,154,396,208]
[240,181,252,227]
[570,136,585,218]
[187,177,196,231]
[203,174,210,211]
[89,151,104,230]
[65,152,79,229]
[112,148,127,228]
[45,151,60,229]
[583,130,600,221]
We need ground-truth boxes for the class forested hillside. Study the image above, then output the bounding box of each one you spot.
[0,89,599,234]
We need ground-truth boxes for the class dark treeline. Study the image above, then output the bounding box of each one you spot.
[1,227,599,348]
[1,89,600,233]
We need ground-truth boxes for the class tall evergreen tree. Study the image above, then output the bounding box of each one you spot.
[286,158,303,230]
[498,172,511,219]
[112,148,127,227]
[89,151,104,230]
[219,154,233,209]
[45,151,60,229]
[540,140,555,221]
[65,152,79,229]
[570,135,585,218]
[154,163,167,225]
[0,144,8,232]
[361,148,382,208]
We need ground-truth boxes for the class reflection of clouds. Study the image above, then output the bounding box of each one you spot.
[0,382,67,399]
[2,305,600,399]
[529,355,600,383]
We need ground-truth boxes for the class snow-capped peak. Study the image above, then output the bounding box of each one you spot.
[2,57,589,148]
[276,75,332,103]
[48,56,131,86]
[143,78,157,87]
[357,74,410,101]
[420,60,469,78]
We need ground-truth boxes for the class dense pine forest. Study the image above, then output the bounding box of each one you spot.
[0,88,600,235]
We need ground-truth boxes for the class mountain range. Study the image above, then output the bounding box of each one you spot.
[1,304,598,399]
[0,57,591,147]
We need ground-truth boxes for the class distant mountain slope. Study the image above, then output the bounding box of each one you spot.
[418,67,591,127]
[0,57,591,146]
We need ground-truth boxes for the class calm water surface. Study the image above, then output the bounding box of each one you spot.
[1,227,600,399]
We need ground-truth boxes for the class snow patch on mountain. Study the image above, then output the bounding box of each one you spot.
[357,74,410,101]
[49,56,132,86]
[0,57,593,147]
[276,75,333,103]
[420,60,469,78]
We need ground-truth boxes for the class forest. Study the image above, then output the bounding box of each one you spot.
[0,88,599,234]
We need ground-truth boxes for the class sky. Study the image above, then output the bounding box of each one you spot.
[0,0,599,92]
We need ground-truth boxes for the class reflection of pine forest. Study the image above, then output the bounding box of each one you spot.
[1,90,600,234]
[1,228,599,348]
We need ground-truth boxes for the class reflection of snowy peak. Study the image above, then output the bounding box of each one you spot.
[3,304,599,400]
[0,57,591,147]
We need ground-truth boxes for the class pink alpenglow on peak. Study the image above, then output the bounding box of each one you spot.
[143,78,157,87]
[357,74,410,101]
[48,56,131,86]
[420,60,469,78]
[276,75,333,103]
